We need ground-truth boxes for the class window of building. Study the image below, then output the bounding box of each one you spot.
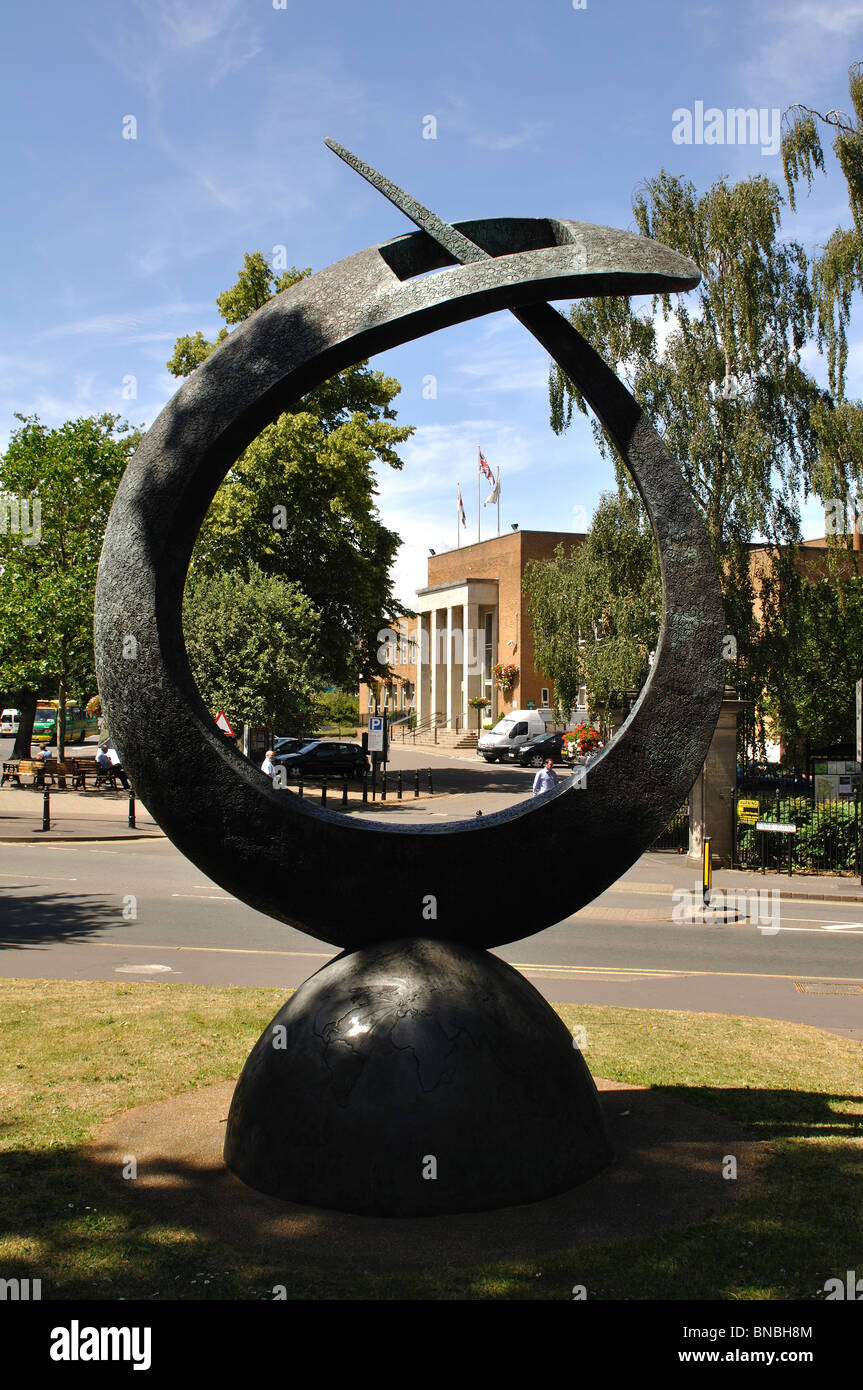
[483,612,494,701]
[541,688,549,707]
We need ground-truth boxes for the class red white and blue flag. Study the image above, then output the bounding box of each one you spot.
[478,447,495,485]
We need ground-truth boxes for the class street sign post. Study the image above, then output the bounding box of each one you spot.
[368,716,384,753]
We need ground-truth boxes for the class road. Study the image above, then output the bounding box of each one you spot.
[2,832,862,1039]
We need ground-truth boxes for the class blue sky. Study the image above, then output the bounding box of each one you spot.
[4,0,863,604]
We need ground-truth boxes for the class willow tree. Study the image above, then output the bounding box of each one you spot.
[782,62,863,402]
[547,170,863,750]
[781,63,863,535]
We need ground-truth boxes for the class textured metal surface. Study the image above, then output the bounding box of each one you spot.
[94,213,726,950]
[224,937,612,1215]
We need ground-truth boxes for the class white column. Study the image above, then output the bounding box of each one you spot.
[449,604,463,731]
[417,611,431,727]
[465,601,481,709]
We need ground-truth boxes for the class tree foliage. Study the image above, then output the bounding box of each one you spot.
[547,169,863,754]
[782,63,863,398]
[169,251,413,691]
[0,413,140,756]
[756,552,863,752]
[524,493,660,724]
[183,566,323,735]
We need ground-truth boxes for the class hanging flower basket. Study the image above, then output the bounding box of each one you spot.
[86,695,102,717]
[563,723,602,758]
[492,662,518,692]
[468,697,490,710]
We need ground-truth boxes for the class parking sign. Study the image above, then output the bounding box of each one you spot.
[368,716,384,752]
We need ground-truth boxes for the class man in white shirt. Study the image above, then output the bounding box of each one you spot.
[261,750,276,778]
[96,742,129,789]
[532,758,558,797]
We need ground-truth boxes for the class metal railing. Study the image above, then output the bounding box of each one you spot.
[734,789,861,875]
[394,712,466,744]
[651,801,689,852]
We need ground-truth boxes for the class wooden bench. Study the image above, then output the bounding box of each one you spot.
[1,759,71,787]
[68,757,116,790]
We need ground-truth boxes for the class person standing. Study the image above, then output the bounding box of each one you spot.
[532,757,558,797]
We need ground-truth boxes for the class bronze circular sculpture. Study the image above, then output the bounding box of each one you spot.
[94,216,724,953]
[94,150,726,1215]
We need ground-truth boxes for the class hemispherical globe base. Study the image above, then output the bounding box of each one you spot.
[224,938,613,1216]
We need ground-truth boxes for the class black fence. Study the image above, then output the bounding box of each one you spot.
[734,790,861,875]
[652,801,689,852]
[282,767,434,805]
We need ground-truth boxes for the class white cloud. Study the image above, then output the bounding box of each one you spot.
[134,0,241,50]
[36,304,211,342]
[470,120,550,152]
[740,2,863,99]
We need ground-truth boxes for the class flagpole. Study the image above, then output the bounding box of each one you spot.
[497,466,501,536]
[477,446,481,545]
[457,485,460,549]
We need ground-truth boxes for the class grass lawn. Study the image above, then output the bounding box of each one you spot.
[1,978,861,1300]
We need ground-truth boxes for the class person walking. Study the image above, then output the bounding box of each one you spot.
[261,749,276,778]
[532,757,558,797]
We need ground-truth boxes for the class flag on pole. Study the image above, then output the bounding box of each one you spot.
[484,471,500,506]
[478,447,494,485]
[457,484,466,527]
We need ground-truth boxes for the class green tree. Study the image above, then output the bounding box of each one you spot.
[548,170,863,746]
[756,552,863,756]
[182,566,323,735]
[169,251,413,689]
[781,62,863,401]
[0,414,140,759]
[524,493,660,725]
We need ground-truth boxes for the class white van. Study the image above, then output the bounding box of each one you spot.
[477,709,551,762]
[1,708,20,734]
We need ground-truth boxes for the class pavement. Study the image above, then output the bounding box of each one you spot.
[0,782,163,840]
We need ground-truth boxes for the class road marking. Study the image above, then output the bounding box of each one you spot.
[171,893,232,900]
[77,940,335,960]
[0,872,78,881]
[115,963,176,974]
[22,938,863,984]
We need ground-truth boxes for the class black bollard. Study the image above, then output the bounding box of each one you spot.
[381,770,387,801]
[342,775,348,807]
[298,774,303,799]
[427,767,434,794]
[414,768,419,799]
[397,770,402,800]
[362,773,368,804]
[321,779,327,806]
[128,789,136,828]
[40,787,50,832]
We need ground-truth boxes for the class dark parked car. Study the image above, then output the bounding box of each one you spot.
[274,740,370,780]
[508,731,566,768]
[273,737,306,757]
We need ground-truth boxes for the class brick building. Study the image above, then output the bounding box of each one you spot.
[359,529,585,735]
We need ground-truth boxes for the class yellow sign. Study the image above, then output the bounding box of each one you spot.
[737,799,759,825]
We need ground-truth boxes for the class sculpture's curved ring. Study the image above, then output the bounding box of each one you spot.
[95,217,725,950]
